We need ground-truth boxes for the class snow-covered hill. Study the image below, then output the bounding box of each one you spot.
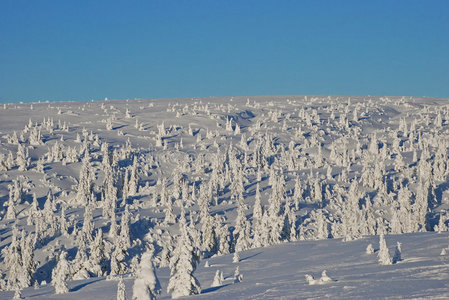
[4,232,449,299]
[0,95,449,299]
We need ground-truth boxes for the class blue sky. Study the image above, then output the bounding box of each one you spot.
[0,1,448,103]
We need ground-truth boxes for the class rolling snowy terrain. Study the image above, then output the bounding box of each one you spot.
[0,95,449,299]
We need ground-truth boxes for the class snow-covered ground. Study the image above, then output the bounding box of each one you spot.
[4,232,449,299]
[0,95,449,299]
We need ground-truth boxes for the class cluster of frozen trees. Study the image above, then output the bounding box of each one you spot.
[0,96,448,298]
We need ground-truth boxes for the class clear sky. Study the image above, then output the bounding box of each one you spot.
[0,1,448,103]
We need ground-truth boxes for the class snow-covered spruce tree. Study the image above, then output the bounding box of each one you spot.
[109,210,119,240]
[27,193,39,226]
[293,176,303,211]
[16,143,30,171]
[395,184,414,234]
[211,270,223,287]
[128,156,139,197]
[18,230,35,289]
[59,204,70,237]
[101,141,111,167]
[437,213,448,233]
[230,168,245,200]
[82,202,95,243]
[341,180,362,241]
[110,211,130,277]
[157,233,175,268]
[158,177,168,207]
[5,190,17,220]
[163,195,176,225]
[102,166,118,220]
[267,176,285,245]
[215,216,230,255]
[252,184,264,248]
[44,189,57,213]
[256,209,271,247]
[120,205,132,250]
[414,178,430,232]
[233,266,243,283]
[315,209,328,240]
[319,270,333,284]
[71,243,91,280]
[117,277,126,300]
[51,251,71,294]
[233,194,251,252]
[233,251,240,263]
[76,156,94,206]
[0,153,8,171]
[377,234,392,265]
[110,246,127,277]
[0,228,34,290]
[88,228,108,277]
[201,213,218,258]
[167,220,201,299]
[132,246,161,300]
[2,227,21,290]
[13,286,22,300]
[5,150,15,170]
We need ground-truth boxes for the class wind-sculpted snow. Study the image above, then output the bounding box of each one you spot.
[0,95,448,299]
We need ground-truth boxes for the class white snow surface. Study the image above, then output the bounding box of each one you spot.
[3,232,449,299]
[1,95,449,299]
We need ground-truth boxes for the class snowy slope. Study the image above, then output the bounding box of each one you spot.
[0,95,449,299]
[5,232,449,299]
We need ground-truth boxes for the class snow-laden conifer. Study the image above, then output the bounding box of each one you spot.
[211,270,223,287]
[233,266,243,283]
[252,184,264,248]
[377,234,392,265]
[319,270,333,283]
[366,243,374,254]
[117,277,126,300]
[128,156,139,196]
[89,228,107,276]
[51,251,70,294]
[13,287,22,300]
[3,227,21,290]
[132,246,161,300]
[167,219,201,299]
[76,156,94,205]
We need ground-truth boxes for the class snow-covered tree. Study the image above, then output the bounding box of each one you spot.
[233,195,251,252]
[319,270,333,283]
[201,214,218,258]
[211,270,223,287]
[51,251,70,294]
[233,266,243,283]
[117,277,126,300]
[76,156,94,205]
[110,241,129,276]
[252,184,265,248]
[128,156,139,196]
[132,246,161,300]
[19,231,35,289]
[71,245,91,280]
[16,143,29,171]
[89,229,108,276]
[377,234,392,265]
[119,205,132,250]
[3,228,21,290]
[167,222,201,299]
